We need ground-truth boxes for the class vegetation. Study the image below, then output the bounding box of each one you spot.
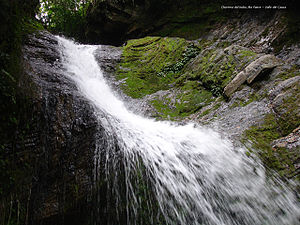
[117,37,260,119]
[243,69,300,181]
[116,29,300,185]
[185,44,257,96]
[37,0,90,40]
[151,85,214,120]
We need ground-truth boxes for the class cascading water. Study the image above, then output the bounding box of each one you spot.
[57,36,300,225]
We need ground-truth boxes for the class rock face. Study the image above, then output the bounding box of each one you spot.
[85,0,235,45]
[108,13,300,182]
[21,31,98,224]
[85,0,299,50]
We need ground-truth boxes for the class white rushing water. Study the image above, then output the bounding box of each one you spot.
[57,36,300,225]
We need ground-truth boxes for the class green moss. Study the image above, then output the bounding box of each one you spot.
[238,50,257,59]
[199,102,221,118]
[245,151,251,157]
[117,36,196,98]
[186,45,257,96]
[230,100,242,109]
[230,91,267,109]
[158,44,200,77]
[216,41,231,48]
[243,112,299,180]
[151,82,214,120]
[117,36,258,121]
[243,92,265,106]
[245,114,280,146]
[243,81,300,180]
[243,114,282,170]
[200,108,211,117]
[276,83,300,135]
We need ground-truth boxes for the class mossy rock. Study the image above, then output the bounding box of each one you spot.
[243,110,300,180]
[116,36,197,98]
[185,44,258,96]
[116,38,259,120]
[151,82,214,120]
[272,80,300,135]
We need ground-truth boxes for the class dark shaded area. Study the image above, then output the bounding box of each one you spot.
[272,8,300,53]
[0,1,98,223]
[85,0,300,46]
[85,0,215,45]
[0,0,40,224]
[16,31,97,225]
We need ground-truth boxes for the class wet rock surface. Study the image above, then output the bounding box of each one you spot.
[94,45,122,74]
[21,31,99,224]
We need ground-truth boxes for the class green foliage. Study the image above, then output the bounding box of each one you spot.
[157,44,199,77]
[38,0,90,39]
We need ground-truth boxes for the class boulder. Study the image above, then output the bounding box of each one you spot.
[272,127,300,149]
[224,54,280,97]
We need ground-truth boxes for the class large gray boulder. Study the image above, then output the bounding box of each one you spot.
[224,54,281,97]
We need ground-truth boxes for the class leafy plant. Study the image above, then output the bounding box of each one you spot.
[37,0,90,40]
[157,44,199,77]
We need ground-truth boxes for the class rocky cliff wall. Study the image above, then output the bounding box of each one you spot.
[20,31,99,225]
[103,9,300,188]
[85,0,300,46]
[1,29,102,224]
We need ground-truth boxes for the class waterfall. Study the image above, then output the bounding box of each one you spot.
[57,36,300,225]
